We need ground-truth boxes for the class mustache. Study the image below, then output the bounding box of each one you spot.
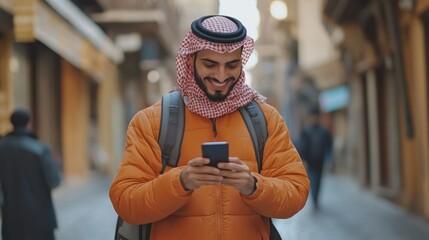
[204,76,236,83]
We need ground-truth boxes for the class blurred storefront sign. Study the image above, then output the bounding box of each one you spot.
[139,38,160,70]
[319,85,350,112]
[13,0,123,81]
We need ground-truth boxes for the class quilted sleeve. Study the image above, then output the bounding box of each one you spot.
[241,104,310,218]
[109,106,192,224]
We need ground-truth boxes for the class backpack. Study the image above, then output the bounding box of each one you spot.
[114,91,282,240]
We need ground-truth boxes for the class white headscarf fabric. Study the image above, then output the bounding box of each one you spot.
[176,16,266,119]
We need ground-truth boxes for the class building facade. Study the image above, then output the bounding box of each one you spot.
[1,0,124,178]
[322,0,429,219]
[255,0,429,220]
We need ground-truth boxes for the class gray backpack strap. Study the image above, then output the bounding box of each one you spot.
[115,217,146,240]
[239,101,279,239]
[159,91,185,173]
[114,91,185,240]
[239,100,267,172]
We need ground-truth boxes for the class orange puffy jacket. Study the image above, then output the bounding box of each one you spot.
[110,100,310,240]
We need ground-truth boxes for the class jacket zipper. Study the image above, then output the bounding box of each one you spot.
[211,118,217,139]
[217,182,222,239]
[211,118,222,239]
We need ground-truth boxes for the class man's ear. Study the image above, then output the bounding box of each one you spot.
[187,53,195,67]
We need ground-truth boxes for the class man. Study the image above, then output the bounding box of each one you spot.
[0,109,61,240]
[298,106,332,210]
[110,15,309,239]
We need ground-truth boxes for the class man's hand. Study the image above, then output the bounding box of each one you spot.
[180,157,223,191]
[217,157,256,196]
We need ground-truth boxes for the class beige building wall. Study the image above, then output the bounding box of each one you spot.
[0,25,12,134]
[98,63,123,174]
[0,0,13,134]
[401,0,429,218]
[297,0,339,73]
[252,0,292,109]
[176,0,219,37]
[61,60,90,178]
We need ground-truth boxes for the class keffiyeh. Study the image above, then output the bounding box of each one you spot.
[176,15,265,119]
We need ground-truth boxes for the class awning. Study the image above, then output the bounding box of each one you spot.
[91,7,179,58]
[323,0,370,23]
[14,0,123,81]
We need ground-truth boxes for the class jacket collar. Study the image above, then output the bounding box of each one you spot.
[6,127,38,139]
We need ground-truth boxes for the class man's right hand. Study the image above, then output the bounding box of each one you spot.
[179,157,223,191]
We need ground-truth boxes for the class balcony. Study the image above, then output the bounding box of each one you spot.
[91,0,180,57]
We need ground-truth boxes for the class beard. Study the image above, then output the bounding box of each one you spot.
[194,66,239,102]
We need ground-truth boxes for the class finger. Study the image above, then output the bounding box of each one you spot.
[187,165,221,175]
[181,171,223,190]
[227,157,243,164]
[188,174,223,188]
[218,169,246,179]
[193,173,223,182]
[188,157,210,167]
[217,162,249,172]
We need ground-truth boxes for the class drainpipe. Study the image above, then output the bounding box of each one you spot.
[382,0,414,138]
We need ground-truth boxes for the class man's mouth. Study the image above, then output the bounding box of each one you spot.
[211,81,227,87]
[205,77,234,89]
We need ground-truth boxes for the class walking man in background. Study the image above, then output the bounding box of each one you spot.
[0,109,61,240]
[110,15,309,240]
[298,106,333,210]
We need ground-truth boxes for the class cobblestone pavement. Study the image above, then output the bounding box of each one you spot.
[2,172,429,240]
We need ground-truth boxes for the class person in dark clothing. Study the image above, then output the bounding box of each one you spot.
[0,109,61,240]
[298,107,332,210]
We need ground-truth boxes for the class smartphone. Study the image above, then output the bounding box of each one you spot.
[202,141,229,167]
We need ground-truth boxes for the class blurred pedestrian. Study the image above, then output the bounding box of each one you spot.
[298,106,332,210]
[0,109,61,240]
[110,15,309,240]
[0,181,3,215]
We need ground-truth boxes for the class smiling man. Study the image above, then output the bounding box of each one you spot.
[110,15,309,240]
[192,49,242,101]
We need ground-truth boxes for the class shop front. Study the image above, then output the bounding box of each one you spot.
[13,0,123,177]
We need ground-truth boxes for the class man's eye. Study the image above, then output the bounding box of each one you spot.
[226,64,239,69]
[204,64,215,68]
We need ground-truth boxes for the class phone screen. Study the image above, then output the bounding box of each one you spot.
[202,141,229,167]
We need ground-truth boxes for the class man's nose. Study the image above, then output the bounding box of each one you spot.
[216,66,227,82]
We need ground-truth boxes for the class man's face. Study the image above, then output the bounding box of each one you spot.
[188,48,242,101]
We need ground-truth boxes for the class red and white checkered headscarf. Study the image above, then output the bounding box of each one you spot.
[176,15,266,119]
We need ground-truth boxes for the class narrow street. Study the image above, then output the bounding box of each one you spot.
[52,173,117,240]
[274,174,429,240]
[42,172,429,240]
[2,0,429,238]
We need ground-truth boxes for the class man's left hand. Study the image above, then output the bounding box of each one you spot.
[217,157,256,195]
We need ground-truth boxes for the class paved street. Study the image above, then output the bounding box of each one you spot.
[2,172,429,240]
[273,174,429,240]
[52,173,117,240]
